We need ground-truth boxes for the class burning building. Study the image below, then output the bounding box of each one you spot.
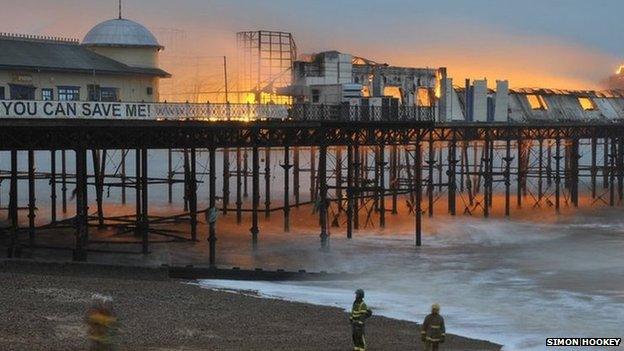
[285,50,447,109]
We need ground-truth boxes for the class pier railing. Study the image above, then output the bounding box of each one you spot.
[288,104,435,121]
[0,100,435,122]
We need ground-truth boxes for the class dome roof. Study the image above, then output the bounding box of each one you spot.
[82,18,161,48]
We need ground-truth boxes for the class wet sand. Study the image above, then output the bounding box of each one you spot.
[0,260,501,350]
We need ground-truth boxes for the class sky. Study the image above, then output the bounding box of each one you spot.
[1,0,623,90]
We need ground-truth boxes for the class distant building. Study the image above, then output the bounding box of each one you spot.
[0,16,169,102]
[285,50,445,105]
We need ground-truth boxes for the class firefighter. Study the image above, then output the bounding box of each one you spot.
[349,289,372,351]
[421,303,445,351]
[87,294,118,351]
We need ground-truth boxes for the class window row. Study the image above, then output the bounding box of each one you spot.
[0,84,122,102]
[526,95,598,111]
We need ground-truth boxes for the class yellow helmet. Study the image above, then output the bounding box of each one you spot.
[431,303,440,312]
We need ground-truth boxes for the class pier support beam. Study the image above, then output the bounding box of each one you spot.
[28,150,36,246]
[8,150,19,258]
[427,135,435,217]
[141,148,149,254]
[591,137,597,199]
[483,137,491,218]
[236,148,242,224]
[135,149,141,237]
[282,146,292,232]
[391,146,398,215]
[50,150,57,223]
[243,149,249,198]
[121,150,127,205]
[74,148,88,261]
[293,147,300,207]
[251,146,259,247]
[189,148,198,241]
[617,138,624,203]
[167,149,173,203]
[415,142,423,247]
[353,145,360,230]
[504,138,512,216]
[555,138,562,213]
[610,138,616,207]
[208,147,217,267]
[92,150,105,227]
[517,138,523,209]
[223,148,230,215]
[538,140,544,203]
[604,138,609,189]
[183,150,189,212]
[570,138,579,207]
[546,141,553,186]
[310,147,316,202]
[61,150,67,214]
[448,139,457,216]
[319,145,329,249]
[347,145,354,239]
[265,148,271,218]
[378,145,386,228]
[336,147,343,210]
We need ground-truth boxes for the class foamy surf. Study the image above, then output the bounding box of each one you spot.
[199,214,624,351]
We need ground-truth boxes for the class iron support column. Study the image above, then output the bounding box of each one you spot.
[251,146,259,247]
[141,148,149,254]
[209,147,217,267]
[28,150,35,246]
[415,142,423,247]
[74,148,88,261]
[50,150,57,223]
[189,148,198,241]
[282,146,291,232]
[319,145,329,249]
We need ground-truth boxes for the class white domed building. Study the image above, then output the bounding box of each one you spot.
[0,15,169,103]
[82,18,163,70]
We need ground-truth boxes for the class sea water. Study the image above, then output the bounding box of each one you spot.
[200,213,624,350]
[3,149,623,350]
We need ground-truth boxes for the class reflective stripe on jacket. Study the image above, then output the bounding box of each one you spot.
[349,300,372,326]
[421,313,445,342]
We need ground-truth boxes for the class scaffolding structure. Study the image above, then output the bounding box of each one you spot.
[236,30,297,104]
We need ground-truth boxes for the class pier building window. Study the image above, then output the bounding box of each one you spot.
[312,89,320,103]
[9,84,36,100]
[527,94,548,110]
[0,87,5,100]
[101,88,119,102]
[42,89,53,101]
[417,87,432,107]
[384,86,403,103]
[578,97,596,111]
[88,85,118,102]
[58,86,80,101]
[88,85,101,101]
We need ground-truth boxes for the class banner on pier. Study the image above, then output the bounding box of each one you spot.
[0,100,289,120]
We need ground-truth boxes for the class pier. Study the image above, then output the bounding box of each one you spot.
[1,103,623,266]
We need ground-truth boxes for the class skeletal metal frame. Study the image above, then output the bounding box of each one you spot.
[1,119,623,266]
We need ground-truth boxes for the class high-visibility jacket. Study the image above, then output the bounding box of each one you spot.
[421,313,445,343]
[350,300,372,327]
[88,311,117,344]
